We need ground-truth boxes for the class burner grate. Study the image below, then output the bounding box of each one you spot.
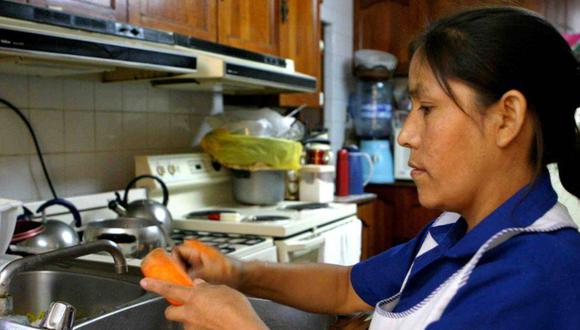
[170,229,265,254]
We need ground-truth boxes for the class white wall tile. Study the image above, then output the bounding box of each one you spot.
[122,112,148,150]
[63,79,94,111]
[64,153,97,197]
[190,114,211,146]
[147,113,171,149]
[325,100,349,125]
[29,154,66,201]
[0,108,31,155]
[322,0,354,153]
[170,114,192,149]
[0,74,28,109]
[65,111,95,152]
[329,120,346,152]
[29,77,63,110]
[95,82,123,111]
[29,109,64,153]
[93,151,134,192]
[191,92,217,115]
[95,112,123,151]
[122,82,147,112]
[147,87,170,113]
[0,156,37,201]
[169,90,193,113]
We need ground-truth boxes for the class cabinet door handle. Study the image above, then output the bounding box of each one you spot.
[281,0,289,23]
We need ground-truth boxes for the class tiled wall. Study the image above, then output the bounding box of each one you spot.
[0,73,220,201]
[321,0,355,152]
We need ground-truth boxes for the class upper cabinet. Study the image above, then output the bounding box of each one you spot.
[278,0,322,108]
[23,0,127,21]
[218,0,280,56]
[128,0,218,42]
[355,0,562,75]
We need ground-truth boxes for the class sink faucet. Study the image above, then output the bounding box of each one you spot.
[0,240,127,316]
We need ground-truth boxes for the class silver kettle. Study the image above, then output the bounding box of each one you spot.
[108,175,172,233]
[12,198,82,254]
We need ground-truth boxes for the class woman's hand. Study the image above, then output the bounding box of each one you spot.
[140,277,267,330]
[173,243,245,289]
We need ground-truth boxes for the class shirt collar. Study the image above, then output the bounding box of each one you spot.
[429,171,558,258]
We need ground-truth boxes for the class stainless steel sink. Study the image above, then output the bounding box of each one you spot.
[10,270,144,321]
[74,296,335,330]
[2,260,335,329]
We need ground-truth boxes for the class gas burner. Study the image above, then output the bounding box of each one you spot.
[245,215,291,222]
[282,203,329,211]
[169,229,266,255]
[185,210,236,219]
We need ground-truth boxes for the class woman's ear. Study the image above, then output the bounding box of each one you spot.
[493,90,529,148]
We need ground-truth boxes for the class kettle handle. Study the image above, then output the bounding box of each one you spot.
[361,153,375,186]
[122,174,169,206]
[36,198,82,228]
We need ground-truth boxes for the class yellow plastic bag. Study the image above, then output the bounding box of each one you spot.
[201,129,303,170]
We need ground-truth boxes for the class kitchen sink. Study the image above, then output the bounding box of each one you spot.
[10,270,144,322]
[2,260,335,329]
[74,296,336,330]
[6,260,150,324]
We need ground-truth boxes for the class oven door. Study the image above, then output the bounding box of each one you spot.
[275,230,325,263]
[275,217,362,265]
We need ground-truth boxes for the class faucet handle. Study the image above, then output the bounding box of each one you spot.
[40,301,75,330]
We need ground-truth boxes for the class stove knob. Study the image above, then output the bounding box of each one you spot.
[168,164,176,175]
[156,166,165,176]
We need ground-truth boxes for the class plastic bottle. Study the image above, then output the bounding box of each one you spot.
[352,79,394,139]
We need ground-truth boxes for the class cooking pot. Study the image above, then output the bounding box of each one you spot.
[84,217,172,258]
[11,199,82,254]
[231,169,285,205]
[108,174,172,233]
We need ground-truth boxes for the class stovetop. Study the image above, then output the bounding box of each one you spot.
[170,229,267,255]
[172,202,357,237]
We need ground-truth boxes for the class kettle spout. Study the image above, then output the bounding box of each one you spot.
[107,192,128,216]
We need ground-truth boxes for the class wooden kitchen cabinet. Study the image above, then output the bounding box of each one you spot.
[217,0,280,56]
[128,0,218,42]
[354,0,555,75]
[278,0,323,108]
[361,183,441,259]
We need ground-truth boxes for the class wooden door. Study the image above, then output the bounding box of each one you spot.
[278,0,322,108]
[26,0,128,21]
[217,0,279,56]
[128,0,217,41]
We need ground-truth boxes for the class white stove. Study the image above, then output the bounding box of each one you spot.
[172,201,356,237]
[136,153,362,265]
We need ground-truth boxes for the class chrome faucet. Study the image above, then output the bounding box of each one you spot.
[0,240,127,316]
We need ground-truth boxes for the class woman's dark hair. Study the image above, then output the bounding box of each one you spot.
[410,6,580,198]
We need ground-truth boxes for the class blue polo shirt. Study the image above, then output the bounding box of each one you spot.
[351,173,580,329]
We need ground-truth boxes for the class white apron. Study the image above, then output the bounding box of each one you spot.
[369,203,577,330]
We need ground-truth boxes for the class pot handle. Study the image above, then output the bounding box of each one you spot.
[122,174,169,206]
[36,198,82,228]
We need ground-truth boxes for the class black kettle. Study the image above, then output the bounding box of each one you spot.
[108,175,172,233]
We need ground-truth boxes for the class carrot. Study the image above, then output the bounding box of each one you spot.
[183,239,221,259]
[141,247,193,305]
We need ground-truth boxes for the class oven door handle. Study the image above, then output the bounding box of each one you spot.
[283,236,325,252]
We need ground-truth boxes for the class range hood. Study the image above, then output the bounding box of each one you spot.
[0,1,316,94]
[148,48,317,94]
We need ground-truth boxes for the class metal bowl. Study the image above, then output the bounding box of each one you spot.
[84,218,169,258]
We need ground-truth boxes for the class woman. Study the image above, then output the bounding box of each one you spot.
[141,7,580,329]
